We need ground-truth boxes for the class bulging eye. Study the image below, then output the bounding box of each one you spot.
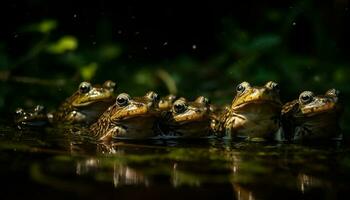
[146,91,160,102]
[103,80,116,91]
[195,96,210,105]
[299,91,314,104]
[79,82,92,94]
[236,82,249,93]
[173,101,187,114]
[266,81,279,92]
[116,93,130,107]
[325,88,339,97]
[166,94,177,102]
[15,108,24,116]
[34,105,46,113]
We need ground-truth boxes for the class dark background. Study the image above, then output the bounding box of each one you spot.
[0,0,349,129]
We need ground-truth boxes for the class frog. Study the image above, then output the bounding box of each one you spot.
[53,80,116,124]
[281,89,342,141]
[90,91,160,141]
[159,96,213,138]
[158,94,177,111]
[14,105,50,128]
[216,81,282,140]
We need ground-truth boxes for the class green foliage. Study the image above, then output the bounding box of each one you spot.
[0,0,349,131]
[23,19,58,34]
[47,36,78,54]
[80,62,98,81]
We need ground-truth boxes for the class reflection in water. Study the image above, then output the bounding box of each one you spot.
[76,158,100,175]
[297,173,331,194]
[171,162,201,187]
[10,129,347,200]
[233,184,255,200]
[113,162,149,187]
[74,143,150,187]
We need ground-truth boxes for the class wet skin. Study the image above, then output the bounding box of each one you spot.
[14,105,49,127]
[53,80,116,124]
[160,96,213,138]
[216,81,282,140]
[158,94,177,111]
[281,89,342,141]
[90,91,160,141]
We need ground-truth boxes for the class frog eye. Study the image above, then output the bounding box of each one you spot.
[236,82,249,94]
[116,93,130,107]
[34,105,46,113]
[325,88,339,97]
[299,91,314,104]
[146,91,160,102]
[15,108,24,116]
[195,96,210,105]
[173,100,187,114]
[166,94,177,102]
[79,82,92,94]
[103,80,116,90]
[266,81,280,92]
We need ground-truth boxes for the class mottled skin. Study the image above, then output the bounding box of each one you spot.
[53,80,116,124]
[216,81,282,140]
[281,89,342,141]
[160,96,213,138]
[158,94,177,111]
[90,91,160,141]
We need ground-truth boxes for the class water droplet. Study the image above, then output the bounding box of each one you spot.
[292,22,296,26]
[163,41,168,46]
[73,14,77,18]
[192,44,197,50]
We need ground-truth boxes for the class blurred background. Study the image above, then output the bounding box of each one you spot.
[0,0,349,130]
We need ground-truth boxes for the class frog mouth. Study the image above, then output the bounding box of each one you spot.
[233,99,282,110]
[73,96,113,107]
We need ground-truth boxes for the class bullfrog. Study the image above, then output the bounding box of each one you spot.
[90,91,160,141]
[158,94,177,111]
[216,81,282,140]
[281,89,342,141]
[159,96,213,138]
[53,80,116,124]
[14,105,50,128]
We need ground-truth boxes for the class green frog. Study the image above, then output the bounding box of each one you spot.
[159,96,213,138]
[216,81,282,140]
[90,91,160,141]
[53,80,116,124]
[15,80,116,127]
[281,89,342,141]
[14,105,49,128]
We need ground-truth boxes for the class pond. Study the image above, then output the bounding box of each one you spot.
[1,120,349,200]
[1,1,350,199]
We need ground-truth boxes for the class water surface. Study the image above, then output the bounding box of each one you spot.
[1,121,349,200]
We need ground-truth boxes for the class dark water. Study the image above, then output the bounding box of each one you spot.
[1,121,350,200]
